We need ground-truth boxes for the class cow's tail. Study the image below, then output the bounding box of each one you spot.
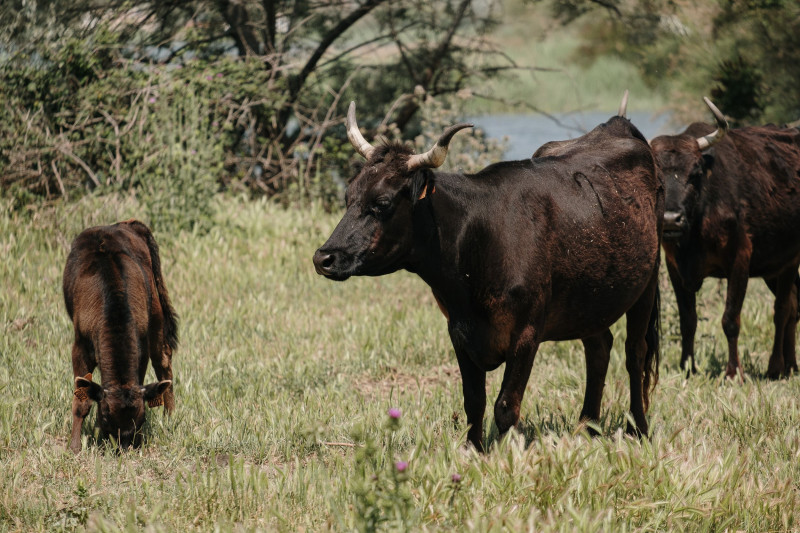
[121,219,179,353]
[642,284,661,413]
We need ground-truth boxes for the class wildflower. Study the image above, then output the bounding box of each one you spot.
[148,97,156,104]
[216,72,223,78]
[451,473,461,483]
[388,408,401,419]
[395,461,408,472]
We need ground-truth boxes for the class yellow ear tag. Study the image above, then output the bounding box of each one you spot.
[418,182,435,200]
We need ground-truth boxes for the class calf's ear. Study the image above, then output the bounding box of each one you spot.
[142,380,172,404]
[74,376,104,403]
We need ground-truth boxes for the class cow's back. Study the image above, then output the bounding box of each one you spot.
[697,124,800,276]
[64,224,156,351]
[452,119,661,340]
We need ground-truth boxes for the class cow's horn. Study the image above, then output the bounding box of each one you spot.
[696,97,728,151]
[618,89,629,118]
[406,123,474,171]
[346,101,376,160]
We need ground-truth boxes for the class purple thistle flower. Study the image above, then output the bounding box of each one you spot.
[395,461,408,472]
[148,97,156,104]
[216,72,223,78]
[205,75,213,81]
[451,473,462,483]
[388,408,401,419]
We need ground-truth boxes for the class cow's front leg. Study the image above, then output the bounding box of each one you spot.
[454,349,487,452]
[723,247,751,381]
[784,272,800,375]
[666,262,698,375]
[494,326,539,438]
[765,269,799,379]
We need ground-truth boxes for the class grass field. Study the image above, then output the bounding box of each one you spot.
[2,194,800,532]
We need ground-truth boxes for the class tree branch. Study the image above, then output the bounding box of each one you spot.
[288,0,391,102]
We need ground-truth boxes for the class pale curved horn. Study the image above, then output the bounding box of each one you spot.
[696,97,728,151]
[406,123,474,171]
[618,89,629,117]
[346,101,376,160]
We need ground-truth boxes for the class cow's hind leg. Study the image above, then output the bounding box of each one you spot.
[493,326,539,440]
[69,339,95,453]
[149,334,175,413]
[765,269,799,379]
[624,275,660,438]
[579,329,613,436]
[722,247,751,381]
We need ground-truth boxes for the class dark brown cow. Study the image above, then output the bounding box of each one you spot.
[63,219,178,452]
[313,97,663,451]
[651,98,800,379]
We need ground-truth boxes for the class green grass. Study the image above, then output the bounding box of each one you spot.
[2,194,800,532]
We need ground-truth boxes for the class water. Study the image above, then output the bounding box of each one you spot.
[469,111,676,161]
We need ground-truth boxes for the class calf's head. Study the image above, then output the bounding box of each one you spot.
[75,375,171,448]
[650,97,728,241]
[313,102,471,280]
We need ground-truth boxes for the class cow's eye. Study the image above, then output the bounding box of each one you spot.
[688,166,703,184]
[371,197,392,217]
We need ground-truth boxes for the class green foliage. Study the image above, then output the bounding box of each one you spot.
[131,89,222,233]
[348,414,417,532]
[534,0,800,125]
[0,31,285,226]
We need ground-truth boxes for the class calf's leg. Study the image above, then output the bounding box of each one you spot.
[69,341,95,453]
[149,334,175,413]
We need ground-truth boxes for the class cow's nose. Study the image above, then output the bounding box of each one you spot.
[664,211,684,228]
[313,249,336,276]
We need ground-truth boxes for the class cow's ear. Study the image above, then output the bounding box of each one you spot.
[75,376,103,403]
[410,168,434,205]
[701,153,715,171]
[142,380,172,402]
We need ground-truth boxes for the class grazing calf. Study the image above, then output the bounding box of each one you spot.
[63,219,178,452]
[313,96,663,451]
[651,98,800,379]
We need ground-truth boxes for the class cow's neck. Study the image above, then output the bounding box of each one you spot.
[407,171,483,314]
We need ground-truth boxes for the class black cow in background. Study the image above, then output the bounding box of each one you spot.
[314,94,663,451]
[651,98,800,379]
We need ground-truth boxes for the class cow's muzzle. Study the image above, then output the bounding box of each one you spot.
[312,248,352,281]
[663,211,687,240]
